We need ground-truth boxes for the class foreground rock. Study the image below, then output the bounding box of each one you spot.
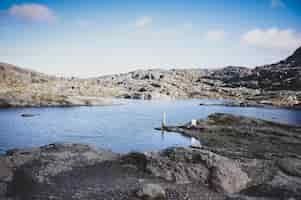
[0,143,249,200]
[0,143,235,200]
[144,147,250,194]
[161,113,301,199]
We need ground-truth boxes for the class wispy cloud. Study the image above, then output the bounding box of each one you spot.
[204,30,226,42]
[241,28,301,50]
[271,0,285,8]
[134,16,152,28]
[8,3,56,22]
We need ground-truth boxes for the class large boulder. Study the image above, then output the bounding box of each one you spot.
[236,171,301,199]
[0,144,120,199]
[5,143,118,184]
[145,147,250,194]
[277,158,301,177]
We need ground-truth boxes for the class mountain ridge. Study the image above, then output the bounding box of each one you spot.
[0,47,300,108]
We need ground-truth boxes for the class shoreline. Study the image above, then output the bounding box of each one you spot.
[1,95,301,110]
[0,96,116,109]
[199,99,301,110]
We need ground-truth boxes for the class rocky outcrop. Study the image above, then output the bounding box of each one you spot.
[0,144,118,199]
[286,46,301,65]
[0,143,247,200]
[207,66,253,87]
[161,113,301,199]
[221,47,301,91]
[145,147,250,194]
[0,143,228,200]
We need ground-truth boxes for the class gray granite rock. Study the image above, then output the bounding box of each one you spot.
[137,183,166,200]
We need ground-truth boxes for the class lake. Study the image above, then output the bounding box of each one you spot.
[0,99,301,154]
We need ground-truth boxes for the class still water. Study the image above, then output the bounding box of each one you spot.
[0,99,300,154]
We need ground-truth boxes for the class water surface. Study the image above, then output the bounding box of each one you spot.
[0,99,300,154]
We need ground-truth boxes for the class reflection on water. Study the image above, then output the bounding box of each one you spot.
[191,137,201,146]
[0,99,300,154]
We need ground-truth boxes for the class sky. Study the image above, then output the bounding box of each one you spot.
[0,0,301,77]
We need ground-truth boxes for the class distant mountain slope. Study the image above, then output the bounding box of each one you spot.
[253,47,301,90]
[0,63,111,107]
[207,47,301,91]
[0,47,300,108]
[0,62,56,86]
[285,46,301,66]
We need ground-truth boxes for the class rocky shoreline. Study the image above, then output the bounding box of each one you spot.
[1,113,301,200]
[0,95,114,108]
[199,97,301,110]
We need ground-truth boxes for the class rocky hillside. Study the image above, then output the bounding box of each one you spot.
[0,46,301,108]
[254,47,301,91]
[218,47,301,91]
[286,46,301,65]
[0,63,112,107]
[0,62,56,86]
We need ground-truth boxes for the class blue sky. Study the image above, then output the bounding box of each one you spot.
[0,0,301,77]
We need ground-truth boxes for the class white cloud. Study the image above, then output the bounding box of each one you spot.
[135,16,152,28]
[9,3,56,22]
[271,0,285,8]
[241,28,301,50]
[204,30,225,42]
